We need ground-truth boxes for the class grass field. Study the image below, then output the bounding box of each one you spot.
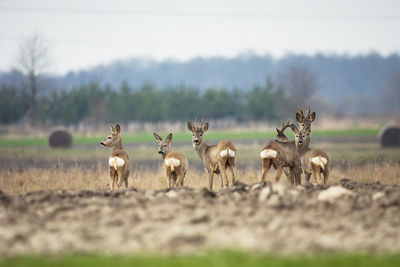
[1,251,399,267]
[0,128,379,147]
[0,126,399,195]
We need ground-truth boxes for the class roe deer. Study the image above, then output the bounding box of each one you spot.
[260,120,302,185]
[296,106,316,132]
[284,106,317,178]
[290,124,330,184]
[187,119,236,190]
[153,132,189,188]
[100,124,130,190]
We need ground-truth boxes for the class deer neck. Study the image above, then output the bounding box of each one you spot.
[112,139,123,151]
[297,139,311,156]
[161,149,170,160]
[194,141,209,162]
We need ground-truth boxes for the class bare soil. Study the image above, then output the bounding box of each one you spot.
[0,179,399,255]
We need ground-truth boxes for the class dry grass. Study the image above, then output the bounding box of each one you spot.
[1,162,399,196]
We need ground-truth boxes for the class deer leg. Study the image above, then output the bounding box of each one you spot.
[312,166,322,184]
[167,171,172,188]
[218,174,224,189]
[272,160,283,183]
[175,170,183,187]
[208,172,214,190]
[304,171,311,184]
[124,170,130,188]
[219,160,229,187]
[323,167,330,184]
[260,159,271,182]
[293,166,302,186]
[109,168,116,190]
[228,158,236,185]
[284,167,291,181]
[117,169,123,187]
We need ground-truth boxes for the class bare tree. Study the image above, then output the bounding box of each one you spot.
[18,33,49,124]
[278,66,318,108]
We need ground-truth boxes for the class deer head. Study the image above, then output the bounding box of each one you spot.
[296,106,316,131]
[100,124,122,150]
[153,132,172,158]
[274,120,292,143]
[187,118,209,147]
[290,123,310,149]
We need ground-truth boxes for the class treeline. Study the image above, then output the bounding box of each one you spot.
[0,78,296,125]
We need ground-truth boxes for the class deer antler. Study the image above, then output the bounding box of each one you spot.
[289,123,299,134]
[297,106,305,119]
[305,106,311,119]
[280,120,292,132]
[200,118,204,129]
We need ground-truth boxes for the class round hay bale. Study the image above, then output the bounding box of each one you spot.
[379,125,400,147]
[48,127,73,148]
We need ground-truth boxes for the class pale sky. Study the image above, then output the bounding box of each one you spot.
[0,0,399,74]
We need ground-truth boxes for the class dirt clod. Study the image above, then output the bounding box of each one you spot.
[0,181,399,255]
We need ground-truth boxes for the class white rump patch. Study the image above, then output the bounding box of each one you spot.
[165,158,180,172]
[165,158,181,167]
[260,149,277,159]
[311,156,328,170]
[108,157,125,170]
[220,148,235,158]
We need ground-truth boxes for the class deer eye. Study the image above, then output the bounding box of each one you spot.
[296,135,298,138]
[200,134,202,136]
[302,124,304,127]
[108,137,111,139]
[192,134,195,137]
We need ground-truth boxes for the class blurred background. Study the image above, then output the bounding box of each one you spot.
[0,0,399,134]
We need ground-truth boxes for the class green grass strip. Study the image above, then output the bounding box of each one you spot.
[0,251,399,267]
[0,128,379,147]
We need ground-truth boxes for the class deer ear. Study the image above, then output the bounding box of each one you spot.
[166,133,173,143]
[296,112,304,123]
[203,122,209,132]
[187,122,194,132]
[115,124,121,134]
[110,124,115,132]
[276,128,283,136]
[309,112,316,122]
[153,133,162,142]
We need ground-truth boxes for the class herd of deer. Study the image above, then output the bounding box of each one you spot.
[100,107,330,190]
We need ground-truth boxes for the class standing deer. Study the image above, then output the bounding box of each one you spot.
[153,132,189,188]
[100,124,130,190]
[260,120,302,185]
[284,106,317,179]
[187,119,236,190]
[290,124,330,184]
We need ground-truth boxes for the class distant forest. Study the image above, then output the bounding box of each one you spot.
[0,53,400,125]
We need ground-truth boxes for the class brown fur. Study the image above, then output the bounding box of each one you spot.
[153,133,188,188]
[188,120,236,190]
[260,120,302,185]
[101,124,130,190]
[290,123,330,185]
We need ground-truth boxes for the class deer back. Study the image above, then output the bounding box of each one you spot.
[301,148,330,172]
[164,151,188,173]
[217,140,236,158]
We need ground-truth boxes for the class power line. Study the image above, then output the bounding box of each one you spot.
[1,5,400,20]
